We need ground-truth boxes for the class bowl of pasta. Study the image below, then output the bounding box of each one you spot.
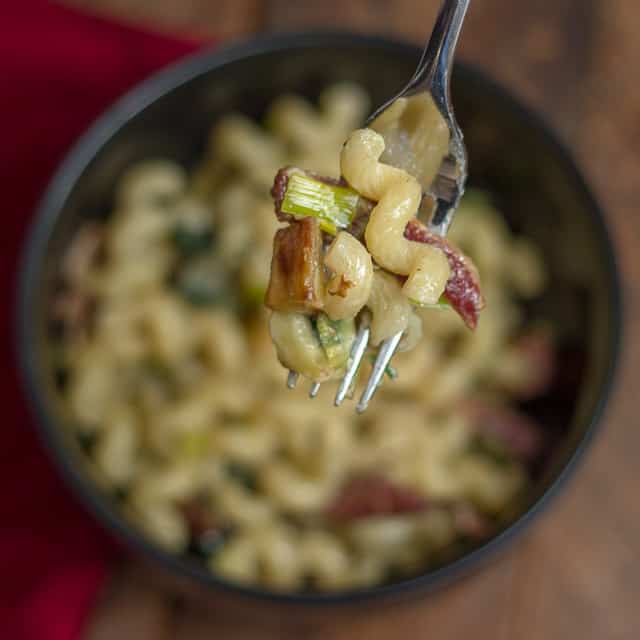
[18,32,620,603]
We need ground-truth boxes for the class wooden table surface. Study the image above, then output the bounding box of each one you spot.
[61,1,640,638]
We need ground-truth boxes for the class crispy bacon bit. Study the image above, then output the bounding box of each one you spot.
[404,219,485,329]
[452,503,492,540]
[53,222,104,337]
[271,167,295,224]
[265,217,325,314]
[178,496,218,538]
[327,474,428,521]
[465,400,544,461]
[51,291,96,337]
[327,474,494,538]
[61,222,105,284]
[178,496,228,555]
[508,331,555,399]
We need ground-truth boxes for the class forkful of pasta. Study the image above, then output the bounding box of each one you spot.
[265,0,484,412]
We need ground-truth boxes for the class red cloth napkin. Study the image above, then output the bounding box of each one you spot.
[1,3,201,638]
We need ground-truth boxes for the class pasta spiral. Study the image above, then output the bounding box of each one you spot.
[341,129,451,305]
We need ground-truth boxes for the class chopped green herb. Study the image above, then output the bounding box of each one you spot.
[367,354,398,380]
[281,173,360,235]
[174,256,230,307]
[53,366,69,391]
[76,431,97,453]
[225,462,258,492]
[171,224,214,256]
[113,486,130,503]
[315,313,356,369]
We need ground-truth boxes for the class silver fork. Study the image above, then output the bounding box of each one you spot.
[288,0,470,412]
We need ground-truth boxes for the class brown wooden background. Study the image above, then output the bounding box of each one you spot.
[60,1,640,638]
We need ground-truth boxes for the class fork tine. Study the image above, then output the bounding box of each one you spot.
[286,370,299,389]
[334,325,370,406]
[356,331,404,414]
[309,382,321,398]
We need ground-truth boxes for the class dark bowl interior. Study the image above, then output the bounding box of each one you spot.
[18,32,620,604]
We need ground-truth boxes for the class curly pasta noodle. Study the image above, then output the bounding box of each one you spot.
[340,128,451,305]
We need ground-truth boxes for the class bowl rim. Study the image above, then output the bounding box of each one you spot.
[16,30,622,605]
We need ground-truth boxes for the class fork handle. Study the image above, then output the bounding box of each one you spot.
[407,0,470,112]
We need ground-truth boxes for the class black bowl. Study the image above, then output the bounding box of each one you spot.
[17,32,621,605]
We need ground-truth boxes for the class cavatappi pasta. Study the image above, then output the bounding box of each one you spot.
[54,85,553,592]
[341,128,450,305]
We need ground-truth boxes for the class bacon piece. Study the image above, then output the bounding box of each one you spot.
[265,217,325,314]
[404,219,485,329]
[61,222,104,284]
[327,474,428,521]
[178,496,229,556]
[465,400,545,461]
[508,331,555,399]
[326,474,494,539]
[452,503,492,540]
[178,496,218,539]
[52,222,104,338]
[271,167,297,224]
[51,290,96,338]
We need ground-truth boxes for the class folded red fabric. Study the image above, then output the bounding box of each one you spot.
[1,3,201,638]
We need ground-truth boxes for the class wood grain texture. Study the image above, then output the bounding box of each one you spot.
[62,0,640,638]
[63,0,264,40]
